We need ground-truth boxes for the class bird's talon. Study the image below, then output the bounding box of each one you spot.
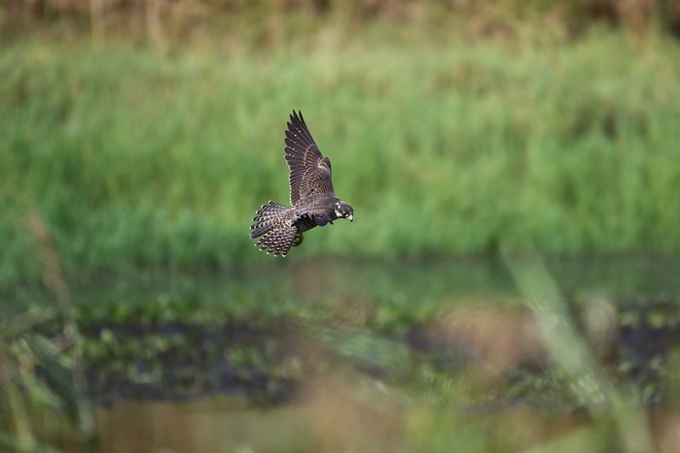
[292,233,304,247]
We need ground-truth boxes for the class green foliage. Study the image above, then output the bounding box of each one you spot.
[0,307,89,452]
[2,31,680,285]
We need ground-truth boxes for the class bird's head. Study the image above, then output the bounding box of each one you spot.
[334,201,354,222]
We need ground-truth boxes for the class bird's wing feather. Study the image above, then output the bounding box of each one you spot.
[284,111,335,206]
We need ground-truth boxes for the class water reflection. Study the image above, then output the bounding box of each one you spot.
[63,256,680,315]
[94,396,680,453]
[95,396,312,453]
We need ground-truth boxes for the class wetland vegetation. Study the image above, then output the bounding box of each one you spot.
[3,24,680,286]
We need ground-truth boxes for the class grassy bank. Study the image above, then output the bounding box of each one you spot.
[2,30,680,284]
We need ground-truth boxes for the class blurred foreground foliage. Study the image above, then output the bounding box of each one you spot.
[6,251,680,452]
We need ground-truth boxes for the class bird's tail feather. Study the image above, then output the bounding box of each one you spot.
[250,201,289,238]
[249,201,297,256]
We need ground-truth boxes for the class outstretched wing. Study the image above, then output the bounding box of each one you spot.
[284,110,335,206]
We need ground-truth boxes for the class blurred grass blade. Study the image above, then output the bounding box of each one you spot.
[502,245,655,453]
[24,209,95,439]
[0,306,57,343]
[23,334,80,422]
[3,376,37,451]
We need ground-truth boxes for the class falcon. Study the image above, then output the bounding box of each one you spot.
[249,111,354,256]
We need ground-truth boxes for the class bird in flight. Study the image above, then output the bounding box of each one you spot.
[249,111,354,256]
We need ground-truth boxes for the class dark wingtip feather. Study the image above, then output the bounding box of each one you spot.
[289,110,306,129]
[285,110,316,151]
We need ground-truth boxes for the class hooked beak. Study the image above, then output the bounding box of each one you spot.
[348,214,353,222]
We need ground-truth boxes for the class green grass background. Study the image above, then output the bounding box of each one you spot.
[2,28,680,286]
